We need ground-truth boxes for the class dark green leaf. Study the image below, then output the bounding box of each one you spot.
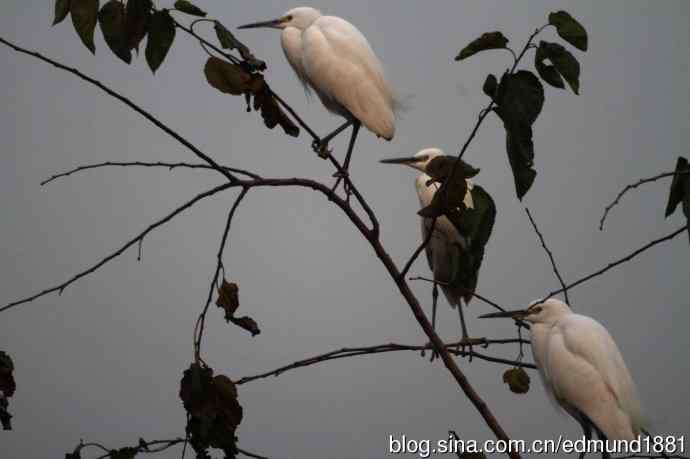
[125,0,152,52]
[0,395,11,430]
[174,0,206,17]
[482,74,498,99]
[467,184,497,253]
[503,367,530,394]
[506,129,537,200]
[257,92,300,138]
[549,11,588,51]
[0,351,16,398]
[495,70,545,126]
[98,1,131,64]
[425,156,480,183]
[535,44,565,89]
[204,57,252,95]
[70,0,99,54]
[538,41,580,94]
[665,156,690,217]
[145,10,176,73]
[53,0,71,26]
[456,31,509,61]
[494,71,543,199]
[215,21,266,71]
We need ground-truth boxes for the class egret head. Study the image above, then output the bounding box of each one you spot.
[238,7,322,31]
[379,148,444,173]
[479,298,572,325]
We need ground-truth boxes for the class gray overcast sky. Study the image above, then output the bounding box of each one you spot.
[1,1,688,458]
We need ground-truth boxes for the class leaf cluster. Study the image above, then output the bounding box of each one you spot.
[456,10,588,200]
[180,364,243,459]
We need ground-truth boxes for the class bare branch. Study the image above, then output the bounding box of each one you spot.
[70,437,186,459]
[235,339,534,385]
[194,188,250,362]
[41,161,262,186]
[525,207,570,305]
[0,182,234,314]
[545,225,688,300]
[0,36,237,184]
[600,170,690,230]
[237,447,270,459]
[409,276,507,313]
[401,218,437,278]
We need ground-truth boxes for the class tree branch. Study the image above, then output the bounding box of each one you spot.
[0,182,234,314]
[194,187,250,362]
[41,161,261,186]
[545,225,688,299]
[401,218,437,278]
[235,339,534,385]
[68,437,186,459]
[525,207,570,305]
[599,170,690,230]
[1,35,526,456]
[0,36,237,184]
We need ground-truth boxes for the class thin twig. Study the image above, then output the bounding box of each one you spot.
[0,36,237,184]
[237,447,270,459]
[525,208,570,305]
[409,276,506,313]
[174,18,242,65]
[599,170,690,230]
[72,438,186,459]
[194,188,250,362]
[0,182,234,314]
[401,218,437,278]
[545,225,688,300]
[41,161,261,186]
[235,340,535,385]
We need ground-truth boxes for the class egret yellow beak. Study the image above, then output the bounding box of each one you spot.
[238,17,286,30]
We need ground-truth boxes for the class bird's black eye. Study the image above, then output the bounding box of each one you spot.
[285,15,293,21]
[532,306,543,314]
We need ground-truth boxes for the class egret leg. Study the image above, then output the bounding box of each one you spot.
[332,122,361,199]
[577,419,593,459]
[456,304,472,357]
[592,426,610,459]
[312,120,353,156]
[429,282,440,361]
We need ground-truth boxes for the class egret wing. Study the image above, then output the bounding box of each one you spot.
[301,16,395,139]
[281,27,312,96]
[545,315,643,439]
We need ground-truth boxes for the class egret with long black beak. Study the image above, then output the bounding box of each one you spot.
[239,7,397,176]
[381,148,496,344]
[480,299,644,458]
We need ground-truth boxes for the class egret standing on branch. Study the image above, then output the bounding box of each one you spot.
[381,148,496,344]
[239,7,397,176]
[480,299,644,458]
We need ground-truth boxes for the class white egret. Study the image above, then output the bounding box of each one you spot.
[239,7,397,174]
[480,299,644,458]
[381,148,496,343]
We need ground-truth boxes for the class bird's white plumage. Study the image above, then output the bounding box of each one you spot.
[526,299,643,440]
[299,15,395,139]
[412,148,474,307]
[244,6,396,140]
